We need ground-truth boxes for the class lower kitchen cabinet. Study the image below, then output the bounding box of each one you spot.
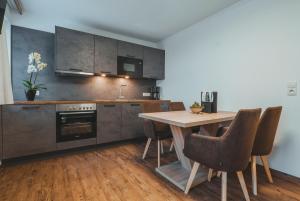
[97,104,122,144]
[121,103,144,140]
[0,106,2,161]
[2,105,56,159]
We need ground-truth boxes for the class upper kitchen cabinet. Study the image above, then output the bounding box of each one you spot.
[55,26,94,74]
[143,47,165,80]
[94,36,118,75]
[117,41,143,59]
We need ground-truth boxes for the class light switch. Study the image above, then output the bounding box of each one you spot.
[287,81,297,96]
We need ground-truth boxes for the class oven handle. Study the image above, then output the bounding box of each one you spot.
[58,111,96,115]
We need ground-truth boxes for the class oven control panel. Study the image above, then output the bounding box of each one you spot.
[56,103,97,112]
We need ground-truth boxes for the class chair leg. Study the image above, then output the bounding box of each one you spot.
[157,140,160,168]
[251,156,257,195]
[260,156,273,183]
[208,169,213,182]
[221,172,227,201]
[142,138,152,159]
[237,171,250,201]
[160,140,164,154]
[184,162,200,194]
[169,140,174,152]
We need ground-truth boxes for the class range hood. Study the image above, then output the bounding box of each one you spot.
[55,69,95,76]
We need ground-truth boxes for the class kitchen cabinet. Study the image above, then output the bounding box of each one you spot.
[55,26,94,73]
[2,105,56,159]
[117,41,143,59]
[0,106,2,161]
[143,47,165,80]
[94,36,118,75]
[97,104,122,144]
[121,103,144,140]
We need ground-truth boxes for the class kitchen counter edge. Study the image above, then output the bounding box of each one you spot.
[13,100,170,105]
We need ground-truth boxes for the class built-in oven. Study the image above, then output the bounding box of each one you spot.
[117,56,143,78]
[56,104,97,142]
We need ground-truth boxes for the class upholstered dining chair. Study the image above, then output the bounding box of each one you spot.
[251,106,282,195]
[169,101,186,111]
[142,102,173,167]
[183,108,261,201]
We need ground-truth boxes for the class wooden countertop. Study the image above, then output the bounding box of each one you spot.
[139,111,236,127]
[14,99,170,105]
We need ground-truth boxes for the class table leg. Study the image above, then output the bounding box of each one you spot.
[155,125,210,191]
[170,125,192,170]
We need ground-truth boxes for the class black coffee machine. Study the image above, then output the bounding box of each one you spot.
[201,91,218,113]
[150,86,160,100]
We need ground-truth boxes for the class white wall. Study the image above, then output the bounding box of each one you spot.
[9,9,158,48]
[158,0,300,177]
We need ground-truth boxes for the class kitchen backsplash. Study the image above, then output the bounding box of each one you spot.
[11,26,156,101]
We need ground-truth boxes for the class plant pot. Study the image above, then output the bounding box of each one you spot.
[25,90,36,101]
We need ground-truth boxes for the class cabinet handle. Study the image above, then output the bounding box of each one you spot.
[130,104,140,107]
[69,68,83,72]
[126,54,135,58]
[101,71,112,74]
[21,106,41,110]
[104,105,116,107]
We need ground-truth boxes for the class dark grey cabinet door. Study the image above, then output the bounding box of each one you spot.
[0,106,2,160]
[55,26,94,73]
[143,47,165,80]
[94,36,118,75]
[97,104,122,144]
[121,103,144,140]
[2,105,56,159]
[117,41,143,59]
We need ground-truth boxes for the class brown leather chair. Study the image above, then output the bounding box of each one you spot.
[142,102,173,167]
[183,108,261,201]
[251,106,282,195]
[169,102,185,111]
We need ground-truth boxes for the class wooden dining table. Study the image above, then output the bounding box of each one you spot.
[139,110,236,191]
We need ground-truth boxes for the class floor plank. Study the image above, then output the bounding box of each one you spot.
[0,140,300,201]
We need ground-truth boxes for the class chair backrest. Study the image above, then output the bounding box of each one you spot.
[169,102,185,111]
[142,102,169,132]
[221,108,261,172]
[252,106,282,156]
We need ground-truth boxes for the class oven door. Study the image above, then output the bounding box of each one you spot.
[56,111,96,142]
[117,56,143,78]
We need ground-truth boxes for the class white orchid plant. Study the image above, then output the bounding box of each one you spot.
[23,52,47,92]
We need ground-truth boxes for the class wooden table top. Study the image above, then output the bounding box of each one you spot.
[139,111,236,128]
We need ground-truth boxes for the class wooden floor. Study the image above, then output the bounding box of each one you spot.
[1,140,300,201]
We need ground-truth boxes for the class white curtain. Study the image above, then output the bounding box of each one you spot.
[0,18,13,105]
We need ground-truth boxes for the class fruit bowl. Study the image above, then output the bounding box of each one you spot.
[190,107,203,114]
[190,102,204,114]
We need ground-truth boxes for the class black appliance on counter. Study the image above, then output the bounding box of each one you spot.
[0,0,7,35]
[150,86,160,100]
[117,56,143,78]
[201,91,217,113]
[56,103,97,142]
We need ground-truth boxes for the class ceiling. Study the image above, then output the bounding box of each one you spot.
[12,0,239,42]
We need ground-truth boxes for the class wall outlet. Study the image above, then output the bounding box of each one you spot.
[36,90,40,96]
[287,81,297,96]
[143,92,151,97]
